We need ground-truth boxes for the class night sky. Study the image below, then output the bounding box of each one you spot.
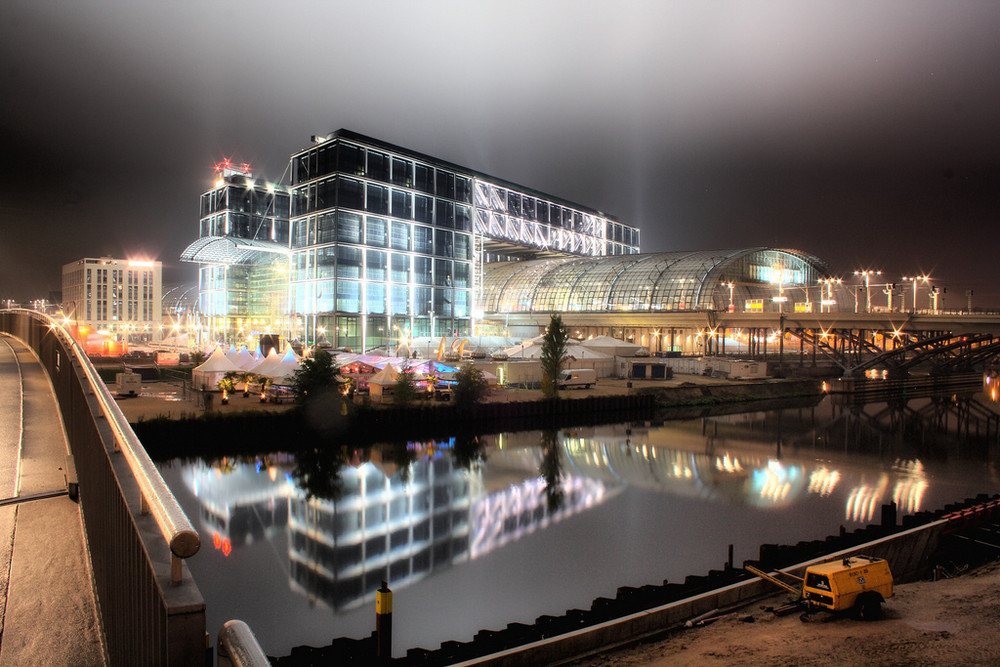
[3,1,1000,307]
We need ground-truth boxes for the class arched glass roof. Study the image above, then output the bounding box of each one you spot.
[481,248,839,313]
[179,236,289,265]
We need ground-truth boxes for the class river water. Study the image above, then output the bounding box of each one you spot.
[158,391,1000,657]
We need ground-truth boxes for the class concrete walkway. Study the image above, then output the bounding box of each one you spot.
[0,334,105,665]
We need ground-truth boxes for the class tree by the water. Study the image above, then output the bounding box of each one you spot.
[540,313,569,398]
[291,348,343,405]
[453,365,489,407]
[393,369,419,406]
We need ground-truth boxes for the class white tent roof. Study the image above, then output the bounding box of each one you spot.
[502,341,602,359]
[249,348,281,375]
[260,348,302,382]
[564,346,611,360]
[193,346,242,373]
[333,352,362,367]
[580,335,647,356]
[369,364,399,386]
[232,346,256,370]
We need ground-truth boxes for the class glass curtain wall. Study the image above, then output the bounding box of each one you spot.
[289,137,474,349]
[481,249,841,314]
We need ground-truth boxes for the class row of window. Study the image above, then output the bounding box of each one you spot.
[293,176,475,231]
[84,267,156,285]
[292,248,470,288]
[293,141,474,204]
[291,281,469,318]
[200,212,291,243]
[291,212,471,259]
[200,183,290,219]
[310,314,472,345]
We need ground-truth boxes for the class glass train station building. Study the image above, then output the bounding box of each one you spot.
[181,130,848,353]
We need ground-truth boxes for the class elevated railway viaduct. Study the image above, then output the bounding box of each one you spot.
[495,311,1000,378]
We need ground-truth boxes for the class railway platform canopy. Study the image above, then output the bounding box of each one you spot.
[481,247,850,315]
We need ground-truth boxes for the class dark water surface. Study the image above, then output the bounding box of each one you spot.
[158,393,1000,657]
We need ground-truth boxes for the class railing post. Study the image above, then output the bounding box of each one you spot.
[171,554,183,585]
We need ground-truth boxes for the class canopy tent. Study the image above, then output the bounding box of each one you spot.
[332,352,361,368]
[579,335,648,357]
[564,346,611,360]
[402,359,458,375]
[369,364,400,386]
[192,346,242,391]
[369,364,399,401]
[223,344,240,362]
[231,346,256,370]
[249,348,281,376]
[259,348,302,385]
[502,341,601,359]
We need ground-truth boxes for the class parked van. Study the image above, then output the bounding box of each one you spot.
[557,368,596,389]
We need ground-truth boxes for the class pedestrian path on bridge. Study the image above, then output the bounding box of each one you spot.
[0,333,105,665]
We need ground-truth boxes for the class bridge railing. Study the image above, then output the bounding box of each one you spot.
[0,309,206,665]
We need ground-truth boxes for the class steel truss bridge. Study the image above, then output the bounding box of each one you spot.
[495,311,1000,378]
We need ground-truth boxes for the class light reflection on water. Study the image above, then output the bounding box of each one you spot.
[158,394,1000,657]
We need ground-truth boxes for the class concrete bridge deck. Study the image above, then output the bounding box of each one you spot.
[0,333,105,665]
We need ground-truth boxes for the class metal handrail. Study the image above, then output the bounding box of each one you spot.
[33,311,200,578]
[217,620,270,667]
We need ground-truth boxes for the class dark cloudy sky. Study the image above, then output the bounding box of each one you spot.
[3,1,1000,307]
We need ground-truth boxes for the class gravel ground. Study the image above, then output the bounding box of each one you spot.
[569,560,1000,667]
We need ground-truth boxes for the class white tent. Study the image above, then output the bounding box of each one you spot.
[260,348,302,385]
[192,346,242,391]
[369,364,399,401]
[565,346,611,360]
[231,346,256,370]
[224,344,239,362]
[502,341,602,360]
[249,348,281,376]
[580,335,648,357]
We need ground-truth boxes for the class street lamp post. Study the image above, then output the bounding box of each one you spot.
[883,283,896,312]
[854,270,881,313]
[818,278,841,313]
[770,265,787,313]
[722,281,735,312]
[902,275,930,313]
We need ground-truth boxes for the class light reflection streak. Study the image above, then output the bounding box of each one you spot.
[845,474,889,523]
[808,466,841,497]
[469,475,607,559]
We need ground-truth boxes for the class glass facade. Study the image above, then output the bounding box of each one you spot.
[182,170,292,346]
[480,248,844,314]
[287,130,639,349]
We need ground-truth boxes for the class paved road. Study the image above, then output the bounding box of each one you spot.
[0,334,105,665]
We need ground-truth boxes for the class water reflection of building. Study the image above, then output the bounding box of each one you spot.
[179,443,609,613]
[288,456,474,611]
[531,423,930,517]
[181,459,291,555]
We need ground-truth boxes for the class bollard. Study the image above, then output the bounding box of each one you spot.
[376,580,392,660]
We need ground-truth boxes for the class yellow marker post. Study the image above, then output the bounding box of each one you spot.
[376,580,392,660]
